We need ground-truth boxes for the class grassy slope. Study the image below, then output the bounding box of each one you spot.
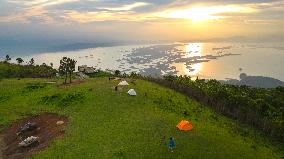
[0,78,282,159]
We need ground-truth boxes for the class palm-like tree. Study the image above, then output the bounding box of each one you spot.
[16,58,24,65]
[4,55,11,63]
[29,58,35,66]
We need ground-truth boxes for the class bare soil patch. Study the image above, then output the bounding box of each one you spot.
[1,113,68,159]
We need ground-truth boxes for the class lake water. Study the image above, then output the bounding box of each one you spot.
[19,42,284,81]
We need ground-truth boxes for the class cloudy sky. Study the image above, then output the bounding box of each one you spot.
[0,0,284,42]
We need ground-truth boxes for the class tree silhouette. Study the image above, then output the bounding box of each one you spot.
[16,58,24,65]
[59,57,68,84]
[67,58,76,83]
[114,70,121,76]
[4,55,11,63]
[29,58,35,66]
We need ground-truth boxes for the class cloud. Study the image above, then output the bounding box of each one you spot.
[8,0,78,7]
[0,0,284,41]
[0,0,80,23]
[0,6,48,23]
[2,0,284,24]
[98,2,151,11]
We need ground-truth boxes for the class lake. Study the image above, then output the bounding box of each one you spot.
[18,42,284,81]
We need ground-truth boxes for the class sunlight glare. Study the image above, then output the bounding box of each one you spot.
[185,43,203,76]
[157,5,255,23]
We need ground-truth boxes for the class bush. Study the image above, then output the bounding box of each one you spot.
[87,70,113,78]
[40,91,85,107]
[0,95,9,103]
[24,83,47,91]
[0,62,57,78]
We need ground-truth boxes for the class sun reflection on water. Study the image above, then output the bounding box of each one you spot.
[186,43,203,77]
[173,43,203,78]
[185,43,202,57]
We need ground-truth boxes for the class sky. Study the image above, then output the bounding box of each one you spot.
[0,0,284,43]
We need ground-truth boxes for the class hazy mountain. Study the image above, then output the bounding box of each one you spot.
[221,73,284,88]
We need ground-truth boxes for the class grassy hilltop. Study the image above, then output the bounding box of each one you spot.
[0,78,283,159]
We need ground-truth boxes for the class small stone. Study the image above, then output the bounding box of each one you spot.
[19,136,39,147]
[56,121,64,126]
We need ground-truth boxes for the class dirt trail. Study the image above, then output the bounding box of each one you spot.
[1,113,68,159]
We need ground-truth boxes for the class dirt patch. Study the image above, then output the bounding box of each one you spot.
[1,113,68,159]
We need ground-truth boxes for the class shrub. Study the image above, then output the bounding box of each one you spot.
[114,70,121,76]
[24,83,47,91]
[0,62,57,78]
[0,95,9,103]
[40,91,85,107]
[87,70,113,78]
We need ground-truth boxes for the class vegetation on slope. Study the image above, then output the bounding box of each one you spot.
[0,78,283,158]
[0,61,56,79]
[143,75,284,144]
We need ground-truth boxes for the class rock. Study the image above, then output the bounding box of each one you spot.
[18,136,39,147]
[16,122,39,136]
[56,121,64,126]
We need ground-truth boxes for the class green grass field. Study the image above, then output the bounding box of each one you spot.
[0,78,283,159]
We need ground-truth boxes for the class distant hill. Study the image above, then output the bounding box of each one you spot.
[221,73,284,88]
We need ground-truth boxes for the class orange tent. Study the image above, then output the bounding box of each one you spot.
[176,120,193,131]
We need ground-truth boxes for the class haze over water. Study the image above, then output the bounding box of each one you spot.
[12,42,284,81]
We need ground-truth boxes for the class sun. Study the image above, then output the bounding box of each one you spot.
[156,5,255,23]
[156,7,221,23]
[166,7,220,23]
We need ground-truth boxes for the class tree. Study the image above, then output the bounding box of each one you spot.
[67,58,76,83]
[29,58,35,66]
[16,58,24,65]
[4,55,11,63]
[50,62,53,68]
[59,57,77,84]
[114,70,121,76]
[59,57,68,84]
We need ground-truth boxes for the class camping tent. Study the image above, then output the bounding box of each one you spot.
[176,120,193,131]
[127,89,137,96]
[118,80,129,86]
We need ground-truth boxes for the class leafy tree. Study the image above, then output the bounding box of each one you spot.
[59,57,77,84]
[59,57,68,84]
[29,58,35,66]
[16,58,24,65]
[114,70,121,76]
[4,55,11,63]
[67,58,76,83]
[50,62,53,67]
